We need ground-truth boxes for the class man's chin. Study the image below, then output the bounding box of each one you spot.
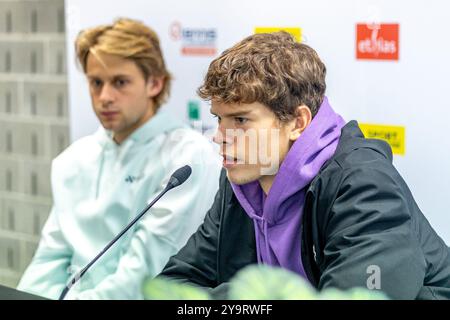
[100,122,121,132]
[225,167,260,185]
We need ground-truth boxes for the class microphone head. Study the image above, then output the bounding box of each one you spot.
[167,165,192,189]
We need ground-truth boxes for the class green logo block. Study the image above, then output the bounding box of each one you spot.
[188,100,200,121]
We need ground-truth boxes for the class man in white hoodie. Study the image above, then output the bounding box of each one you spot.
[17,18,221,299]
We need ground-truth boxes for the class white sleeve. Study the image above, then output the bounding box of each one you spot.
[17,205,72,300]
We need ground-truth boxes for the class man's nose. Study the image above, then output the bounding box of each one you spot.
[99,83,115,104]
[213,124,234,146]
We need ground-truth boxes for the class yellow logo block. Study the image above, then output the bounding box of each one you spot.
[254,27,302,42]
[359,123,405,155]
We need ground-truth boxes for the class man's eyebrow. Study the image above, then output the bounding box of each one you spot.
[112,74,132,79]
[86,74,132,79]
[210,110,253,117]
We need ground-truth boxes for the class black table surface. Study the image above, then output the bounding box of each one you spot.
[0,284,49,300]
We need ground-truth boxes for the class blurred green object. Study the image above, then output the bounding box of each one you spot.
[142,277,210,300]
[143,264,388,300]
[229,265,318,300]
[187,100,200,120]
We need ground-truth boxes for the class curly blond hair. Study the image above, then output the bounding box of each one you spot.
[198,31,326,119]
[75,18,171,110]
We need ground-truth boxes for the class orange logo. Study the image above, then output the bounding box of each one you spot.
[356,23,399,60]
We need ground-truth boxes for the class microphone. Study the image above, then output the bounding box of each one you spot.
[58,165,192,300]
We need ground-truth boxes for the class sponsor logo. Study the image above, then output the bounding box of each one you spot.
[359,123,405,155]
[356,23,399,60]
[254,27,302,42]
[170,21,217,56]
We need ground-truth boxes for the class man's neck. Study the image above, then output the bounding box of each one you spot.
[113,105,155,144]
[259,174,276,195]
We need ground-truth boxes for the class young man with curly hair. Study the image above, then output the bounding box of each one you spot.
[159,32,450,299]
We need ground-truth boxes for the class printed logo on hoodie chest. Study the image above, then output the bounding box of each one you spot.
[124,174,144,184]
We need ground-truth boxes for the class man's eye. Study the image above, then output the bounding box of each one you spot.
[91,80,102,88]
[213,115,221,123]
[235,117,248,125]
[115,79,128,87]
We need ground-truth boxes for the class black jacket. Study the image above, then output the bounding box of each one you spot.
[160,121,450,299]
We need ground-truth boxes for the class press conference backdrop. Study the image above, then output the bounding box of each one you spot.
[65,0,450,244]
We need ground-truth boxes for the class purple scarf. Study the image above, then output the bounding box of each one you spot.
[231,97,345,278]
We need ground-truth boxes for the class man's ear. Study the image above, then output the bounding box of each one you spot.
[146,76,164,98]
[289,105,312,141]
